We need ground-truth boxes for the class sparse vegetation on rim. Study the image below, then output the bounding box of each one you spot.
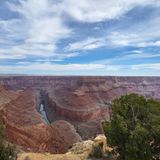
[0,124,17,160]
[103,93,160,160]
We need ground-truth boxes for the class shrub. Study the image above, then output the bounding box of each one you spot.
[103,93,160,160]
[0,123,17,160]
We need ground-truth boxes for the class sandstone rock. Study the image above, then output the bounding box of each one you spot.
[0,85,20,108]
[17,134,112,160]
[0,76,160,123]
[0,88,81,153]
[68,134,112,159]
[94,134,113,153]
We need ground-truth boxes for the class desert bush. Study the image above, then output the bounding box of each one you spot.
[103,93,160,160]
[0,124,17,160]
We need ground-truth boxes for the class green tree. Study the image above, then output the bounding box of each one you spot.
[103,93,160,160]
[0,123,17,160]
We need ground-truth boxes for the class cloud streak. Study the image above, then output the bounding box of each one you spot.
[65,37,106,52]
[94,50,160,64]
[132,63,160,70]
[0,62,106,74]
[58,0,160,22]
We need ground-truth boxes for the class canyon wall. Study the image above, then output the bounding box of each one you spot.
[0,76,160,121]
[0,86,81,153]
[0,76,160,146]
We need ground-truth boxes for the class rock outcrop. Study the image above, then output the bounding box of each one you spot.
[17,134,112,160]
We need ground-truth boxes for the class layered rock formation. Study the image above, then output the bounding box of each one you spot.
[0,76,160,149]
[0,87,81,153]
[1,76,160,122]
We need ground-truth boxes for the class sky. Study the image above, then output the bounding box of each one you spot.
[0,0,160,76]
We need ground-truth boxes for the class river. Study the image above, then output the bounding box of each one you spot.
[39,103,50,124]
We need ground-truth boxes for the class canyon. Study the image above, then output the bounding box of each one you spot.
[0,76,160,153]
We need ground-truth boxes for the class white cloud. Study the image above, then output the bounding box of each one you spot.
[7,0,52,19]
[0,43,54,58]
[115,51,160,61]
[58,0,160,22]
[107,29,160,48]
[137,41,160,47]
[0,44,80,60]
[132,63,160,70]
[93,50,160,65]
[26,17,71,44]
[7,0,72,44]
[66,26,160,52]
[0,54,25,59]
[108,32,139,46]
[66,37,106,51]
[0,62,106,72]
[0,0,72,59]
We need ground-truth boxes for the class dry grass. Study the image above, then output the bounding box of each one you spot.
[17,152,82,160]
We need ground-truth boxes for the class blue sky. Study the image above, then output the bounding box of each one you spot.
[0,0,160,75]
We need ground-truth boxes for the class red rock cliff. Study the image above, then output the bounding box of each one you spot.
[0,76,160,139]
[0,87,81,153]
[1,76,159,120]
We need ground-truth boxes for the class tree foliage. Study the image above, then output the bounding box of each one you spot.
[0,124,17,160]
[103,93,160,160]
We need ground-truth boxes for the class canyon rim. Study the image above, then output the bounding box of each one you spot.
[0,76,160,154]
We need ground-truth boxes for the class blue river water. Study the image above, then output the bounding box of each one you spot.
[39,103,50,124]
